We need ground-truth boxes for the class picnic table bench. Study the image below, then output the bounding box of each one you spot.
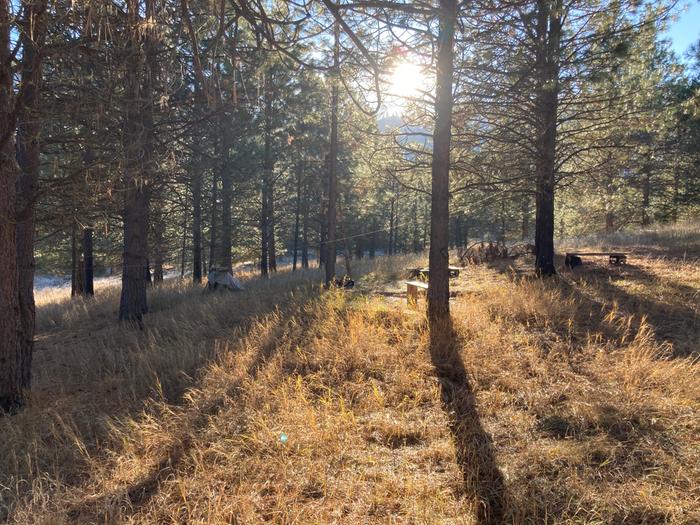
[406,266,461,280]
[405,280,429,306]
[565,252,628,268]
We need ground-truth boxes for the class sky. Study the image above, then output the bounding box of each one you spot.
[665,1,700,61]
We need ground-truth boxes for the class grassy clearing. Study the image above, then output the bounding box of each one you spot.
[1,240,698,523]
[563,220,700,259]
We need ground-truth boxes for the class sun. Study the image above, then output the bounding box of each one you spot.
[384,60,428,114]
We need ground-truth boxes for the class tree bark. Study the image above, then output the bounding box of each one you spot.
[209,171,218,270]
[118,0,149,322]
[71,222,84,297]
[301,178,310,268]
[15,0,47,394]
[292,157,303,271]
[218,111,233,273]
[428,0,457,326]
[181,191,188,279]
[533,0,561,277]
[325,21,340,286]
[83,228,94,295]
[192,167,202,281]
[0,0,22,412]
[260,72,273,277]
[269,184,277,272]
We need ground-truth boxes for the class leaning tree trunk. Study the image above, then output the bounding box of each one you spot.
[533,0,561,277]
[118,0,149,322]
[428,0,457,327]
[0,0,21,412]
[15,0,47,393]
[325,21,340,286]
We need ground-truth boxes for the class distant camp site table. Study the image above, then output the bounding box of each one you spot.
[406,266,461,279]
[405,280,429,306]
[565,252,628,267]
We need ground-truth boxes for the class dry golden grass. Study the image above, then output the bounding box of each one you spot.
[1,243,698,524]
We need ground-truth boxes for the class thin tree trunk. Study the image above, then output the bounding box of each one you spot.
[218,112,233,273]
[0,0,22,412]
[180,192,188,279]
[269,184,277,272]
[301,178,310,269]
[209,171,218,270]
[428,0,457,326]
[325,21,340,286]
[292,157,303,271]
[319,194,327,268]
[83,228,94,295]
[192,167,202,281]
[260,73,273,277]
[71,222,84,296]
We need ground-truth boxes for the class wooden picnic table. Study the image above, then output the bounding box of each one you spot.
[406,266,461,279]
[565,252,628,267]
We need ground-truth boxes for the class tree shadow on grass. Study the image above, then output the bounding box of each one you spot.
[561,262,698,357]
[429,318,507,525]
[481,255,698,358]
[64,298,306,523]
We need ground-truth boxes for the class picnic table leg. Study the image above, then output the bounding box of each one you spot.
[407,284,418,307]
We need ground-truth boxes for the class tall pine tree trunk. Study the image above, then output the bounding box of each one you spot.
[260,72,273,277]
[209,171,218,269]
[533,0,561,277]
[325,21,339,286]
[218,111,233,273]
[428,0,457,326]
[118,0,149,322]
[0,0,22,412]
[15,0,47,393]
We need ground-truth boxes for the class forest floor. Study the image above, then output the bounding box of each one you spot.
[1,224,698,524]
